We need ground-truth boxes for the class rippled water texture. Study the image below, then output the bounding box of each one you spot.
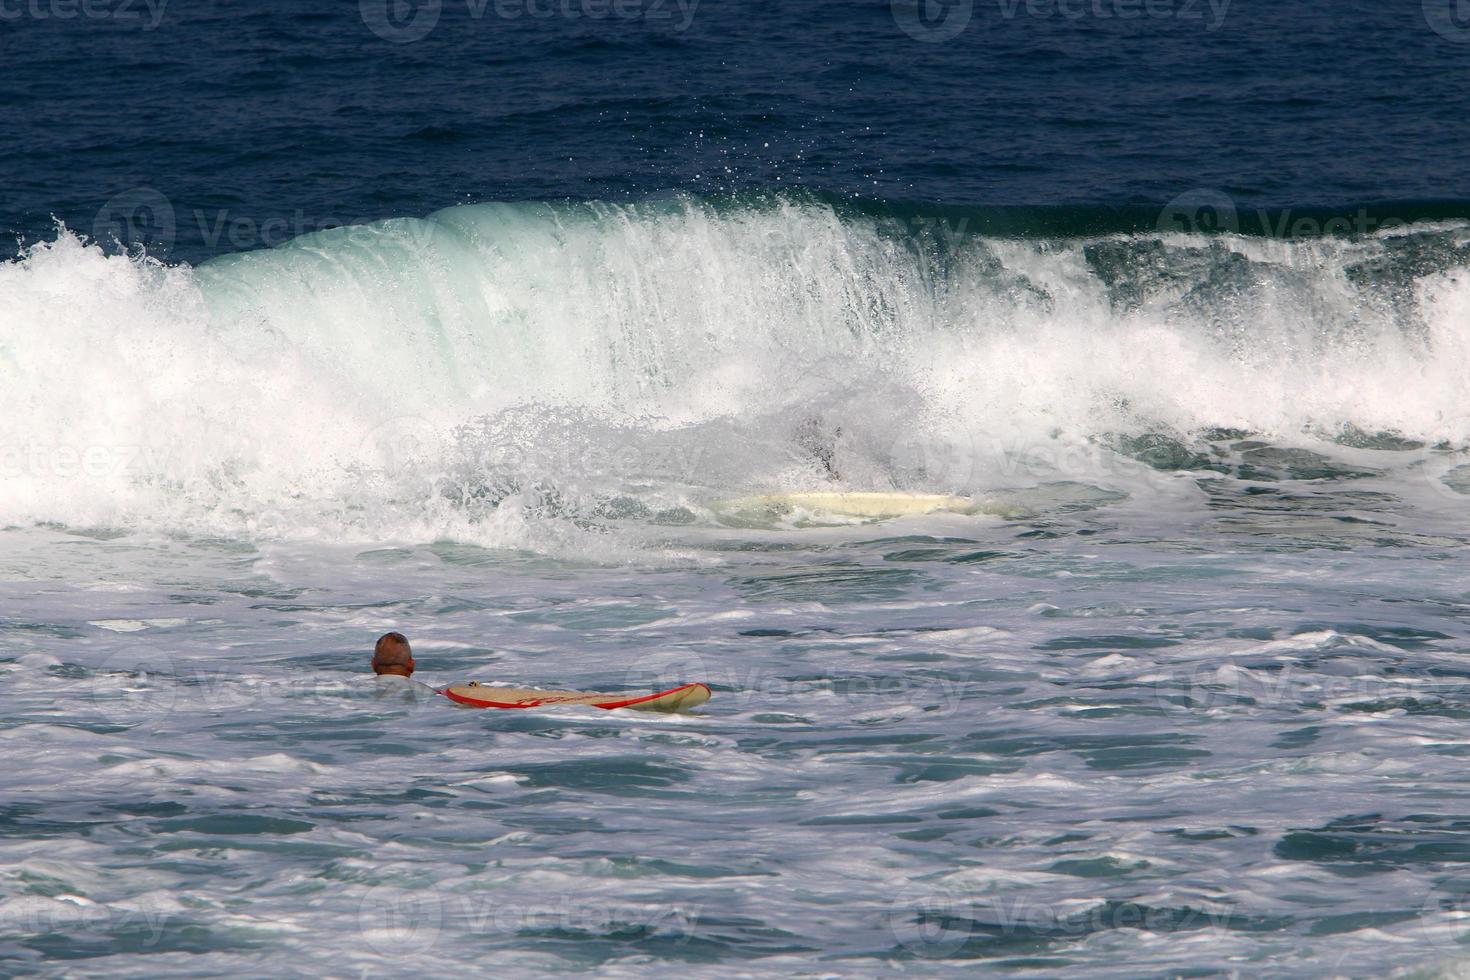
[7,451,1470,975]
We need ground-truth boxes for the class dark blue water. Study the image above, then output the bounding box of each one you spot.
[5,0,1470,263]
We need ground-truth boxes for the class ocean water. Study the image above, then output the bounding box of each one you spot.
[6,1,1470,977]
[7,0,1470,263]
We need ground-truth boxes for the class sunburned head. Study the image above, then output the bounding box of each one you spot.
[372,632,415,677]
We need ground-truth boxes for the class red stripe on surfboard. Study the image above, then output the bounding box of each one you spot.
[586,683,711,709]
[439,682,710,710]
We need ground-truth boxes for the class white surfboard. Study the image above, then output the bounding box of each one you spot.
[713,491,984,523]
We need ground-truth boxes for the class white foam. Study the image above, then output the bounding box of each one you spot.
[2,205,1468,546]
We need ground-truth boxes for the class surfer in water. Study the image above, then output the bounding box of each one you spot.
[371,632,437,701]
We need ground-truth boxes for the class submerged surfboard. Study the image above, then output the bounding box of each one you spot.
[441,681,711,712]
[716,491,980,521]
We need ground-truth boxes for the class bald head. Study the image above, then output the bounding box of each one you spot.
[372,632,415,677]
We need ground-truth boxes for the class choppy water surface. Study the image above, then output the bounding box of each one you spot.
[6,445,1470,977]
[6,0,1470,973]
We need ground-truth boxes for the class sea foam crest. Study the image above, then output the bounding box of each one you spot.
[2,199,1468,541]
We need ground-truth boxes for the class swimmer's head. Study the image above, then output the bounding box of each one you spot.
[372,632,414,677]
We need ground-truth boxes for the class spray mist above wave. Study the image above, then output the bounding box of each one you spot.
[1,194,1469,544]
